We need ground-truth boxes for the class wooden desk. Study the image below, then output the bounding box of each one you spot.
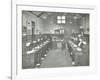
[67,40,89,66]
[22,40,52,69]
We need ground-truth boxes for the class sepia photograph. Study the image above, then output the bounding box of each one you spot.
[22,11,89,69]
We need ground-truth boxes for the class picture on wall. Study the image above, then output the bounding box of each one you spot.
[22,11,89,69]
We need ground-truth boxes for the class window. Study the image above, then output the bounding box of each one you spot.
[57,16,66,24]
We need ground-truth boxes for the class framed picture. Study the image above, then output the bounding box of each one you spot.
[11,0,98,80]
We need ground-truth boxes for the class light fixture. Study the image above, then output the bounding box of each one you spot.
[42,16,47,19]
[41,13,48,19]
[73,16,78,19]
[69,21,72,24]
[80,26,83,28]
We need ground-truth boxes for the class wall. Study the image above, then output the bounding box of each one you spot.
[22,11,44,35]
[39,13,81,39]
[80,14,89,31]
[22,12,89,37]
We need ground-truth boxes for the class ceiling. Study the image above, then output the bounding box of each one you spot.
[28,11,88,20]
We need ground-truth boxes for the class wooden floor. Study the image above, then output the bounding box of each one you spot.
[40,48,72,68]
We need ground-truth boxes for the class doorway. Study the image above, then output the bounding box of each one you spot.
[31,21,35,41]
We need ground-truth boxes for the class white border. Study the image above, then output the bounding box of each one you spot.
[12,2,97,80]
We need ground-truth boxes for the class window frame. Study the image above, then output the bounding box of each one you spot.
[57,16,66,24]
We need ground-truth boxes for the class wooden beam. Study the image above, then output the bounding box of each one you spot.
[37,12,46,17]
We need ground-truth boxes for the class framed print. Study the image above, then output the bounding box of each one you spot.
[11,0,98,80]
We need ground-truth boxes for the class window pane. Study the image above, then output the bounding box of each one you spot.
[62,20,66,23]
[60,30,64,34]
[57,20,61,23]
[62,16,65,19]
[57,16,61,19]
